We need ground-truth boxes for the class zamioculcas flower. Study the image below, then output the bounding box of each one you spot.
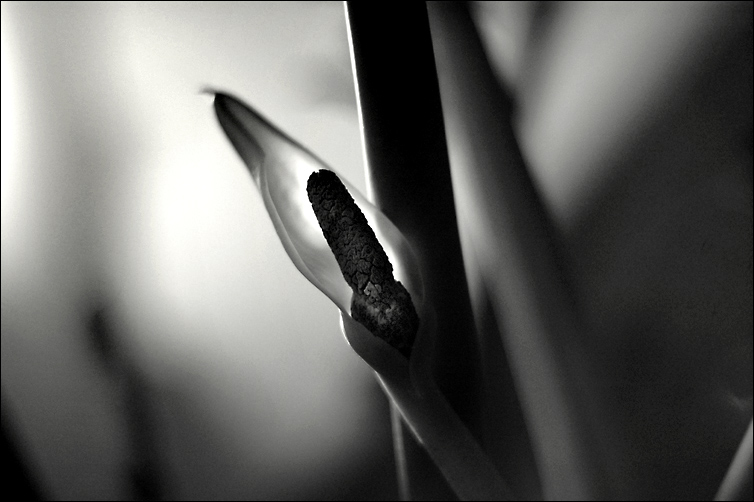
[211,89,511,501]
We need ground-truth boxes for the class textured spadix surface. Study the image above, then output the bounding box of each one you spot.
[307,169,418,358]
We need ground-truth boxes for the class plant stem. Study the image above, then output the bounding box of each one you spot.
[427,2,612,499]
[345,2,487,499]
[344,0,483,437]
[390,403,410,501]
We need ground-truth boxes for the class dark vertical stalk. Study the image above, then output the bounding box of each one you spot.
[344,0,482,434]
[345,3,484,499]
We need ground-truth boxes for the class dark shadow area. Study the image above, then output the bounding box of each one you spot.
[564,9,753,500]
[2,399,47,500]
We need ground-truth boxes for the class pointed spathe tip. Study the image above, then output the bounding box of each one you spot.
[199,87,241,109]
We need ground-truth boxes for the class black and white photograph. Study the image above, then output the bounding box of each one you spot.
[1,2,751,500]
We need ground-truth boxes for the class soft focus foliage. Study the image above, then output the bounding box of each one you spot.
[1,2,751,500]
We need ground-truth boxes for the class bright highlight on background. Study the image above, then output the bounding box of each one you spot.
[1,3,390,500]
[1,7,22,242]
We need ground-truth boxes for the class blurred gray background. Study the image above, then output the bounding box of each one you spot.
[1,1,751,500]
